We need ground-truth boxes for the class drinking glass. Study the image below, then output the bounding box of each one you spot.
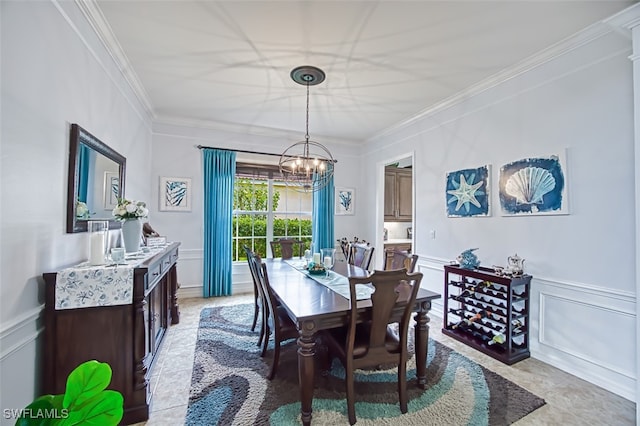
[321,248,336,277]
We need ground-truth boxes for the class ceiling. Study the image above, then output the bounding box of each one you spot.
[92,1,633,142]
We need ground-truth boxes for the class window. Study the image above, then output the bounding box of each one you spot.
[232,163,312,261]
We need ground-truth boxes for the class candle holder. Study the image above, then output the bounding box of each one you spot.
[88,220,109,265]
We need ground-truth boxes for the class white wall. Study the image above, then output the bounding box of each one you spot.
[362,23,636,400]
[0,1,152,418]
[150,121,364,296]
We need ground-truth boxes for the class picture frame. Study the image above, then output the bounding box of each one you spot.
[103,171,119,211]
[499,151,569,216]
[159,176,192,212]
[335,187,355,215]
[446,165,491,217]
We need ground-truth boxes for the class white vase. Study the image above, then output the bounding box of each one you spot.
[121,218,143,253]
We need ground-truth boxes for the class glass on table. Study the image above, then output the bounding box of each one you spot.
[321,248,336,277]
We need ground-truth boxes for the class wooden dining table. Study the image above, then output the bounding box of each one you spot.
[263,258,441,425]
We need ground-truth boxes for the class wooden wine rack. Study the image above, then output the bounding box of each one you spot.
[442,264,531,365]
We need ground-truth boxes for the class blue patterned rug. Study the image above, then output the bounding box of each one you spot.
[186,304,545,425]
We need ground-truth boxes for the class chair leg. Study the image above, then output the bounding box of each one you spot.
[257,316,265,347]
[398,360,408,414]
[251,295,259,332]
[261,325,270,358]
[268,338,280,380]
[346,365,356,425]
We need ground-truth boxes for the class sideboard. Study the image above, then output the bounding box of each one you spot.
[42,242,180,424]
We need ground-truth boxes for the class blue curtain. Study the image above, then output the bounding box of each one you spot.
[77,144,92,202]
[312,174,335,253]
[202,149,236,297]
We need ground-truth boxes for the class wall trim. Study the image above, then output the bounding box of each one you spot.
[538,292,635,379]
[416,254,636,304]
[369,20,623,143]
[0,306,43,361]
[74,0,155,123]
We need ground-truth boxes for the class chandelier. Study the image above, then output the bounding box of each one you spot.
[279,66,334,192]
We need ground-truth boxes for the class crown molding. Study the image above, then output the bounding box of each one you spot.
[153,115,362,147]
[75,0,156,121]
[604,3,640,31]
[369,17,625,142]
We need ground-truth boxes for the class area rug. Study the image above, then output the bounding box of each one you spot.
[186,304,545,425]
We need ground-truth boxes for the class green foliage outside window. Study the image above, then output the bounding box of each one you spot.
[232,177,312,261]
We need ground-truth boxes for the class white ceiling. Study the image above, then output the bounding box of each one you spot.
[92,0,633,142]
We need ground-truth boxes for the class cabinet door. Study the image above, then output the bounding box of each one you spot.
[148,285,163,355]
[384,171,397,220]
[396,171,413,221]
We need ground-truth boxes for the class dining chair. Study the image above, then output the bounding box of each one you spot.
[252,253,299,380]
[322,268,424,425]
[243,246,265,347]
[383,248,418,273]
[347,242,375,271]
[270,238,305,259]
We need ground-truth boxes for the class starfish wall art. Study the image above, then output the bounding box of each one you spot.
[446,166,491,217]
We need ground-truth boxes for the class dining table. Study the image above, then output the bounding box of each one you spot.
[263,257,441,425]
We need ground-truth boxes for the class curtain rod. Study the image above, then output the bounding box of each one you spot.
[196,144,338,163]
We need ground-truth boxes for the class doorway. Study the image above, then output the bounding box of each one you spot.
[377,153,414,268]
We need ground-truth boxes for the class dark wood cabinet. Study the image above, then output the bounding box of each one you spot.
[42,242,180,424]
[442,265,530,365]
[384,167,412,222]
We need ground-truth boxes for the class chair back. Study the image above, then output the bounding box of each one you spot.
[270,238,304,259]
[253,254,281,331]
[383,249,418,273]
[244,246,266,304]
[348,242,375,271]
[346,269,423,360]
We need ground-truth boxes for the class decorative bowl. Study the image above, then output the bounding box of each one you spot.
[307,263,326,275]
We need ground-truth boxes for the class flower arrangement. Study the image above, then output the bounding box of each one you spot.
[76,200,92,219]
[112,198,149,220]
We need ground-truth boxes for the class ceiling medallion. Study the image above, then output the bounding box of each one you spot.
[279,66,334,193]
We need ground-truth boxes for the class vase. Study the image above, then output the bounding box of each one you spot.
[121,218,143,253]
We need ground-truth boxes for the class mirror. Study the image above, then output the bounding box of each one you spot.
[67,123,126,233]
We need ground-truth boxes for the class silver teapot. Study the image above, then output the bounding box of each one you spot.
[507,253,525,275]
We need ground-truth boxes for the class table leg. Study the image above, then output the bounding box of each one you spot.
[414,301,432,389]
[298,321,317,426]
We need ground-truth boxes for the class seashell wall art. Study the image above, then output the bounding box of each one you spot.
[498,152,568,215]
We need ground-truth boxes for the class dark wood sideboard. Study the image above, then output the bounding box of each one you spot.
[42,242,180,424]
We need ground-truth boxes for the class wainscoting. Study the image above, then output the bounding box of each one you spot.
[173,248,636,401]
[416,255,637,401]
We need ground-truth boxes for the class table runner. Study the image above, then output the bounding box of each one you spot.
[284,260,373,300]
[55,245,170,310]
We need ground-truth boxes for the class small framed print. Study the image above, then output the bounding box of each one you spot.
[335,187,355,215]
[103,171,119,211]
[159,176,192,212]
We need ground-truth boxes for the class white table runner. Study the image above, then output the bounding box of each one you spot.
[55,245,170,310]
[285,260,373,300]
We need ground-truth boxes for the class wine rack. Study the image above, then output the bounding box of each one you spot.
[442,265,531,365]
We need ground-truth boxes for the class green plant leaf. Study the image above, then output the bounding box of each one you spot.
[57,391,123,426]
[62,360,111,410]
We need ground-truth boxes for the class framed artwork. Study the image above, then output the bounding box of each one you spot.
[446,165,491,217]
[335,187,355,215]
[159,176,192,212]
[103,171,119,210]
[499,151,568,216]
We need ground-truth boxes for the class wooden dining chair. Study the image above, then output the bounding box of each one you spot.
[270,238,305,259]
[347,242,375,271]
[252,253,299,380]
[243,246,265,347]
[383,248,418,273]
[322,268,424,425]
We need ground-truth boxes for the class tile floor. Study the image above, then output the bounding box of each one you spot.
[137,294,636,425]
